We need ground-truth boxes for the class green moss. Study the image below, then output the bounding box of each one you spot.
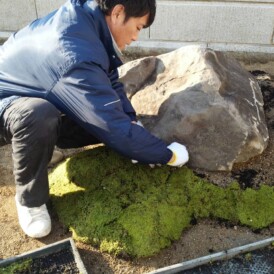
[49,146,274,257]
[0,258,32,274]
[245,252,252,261]
[237,185,274,228]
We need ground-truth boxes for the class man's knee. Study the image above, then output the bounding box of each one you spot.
[13,98,61,141]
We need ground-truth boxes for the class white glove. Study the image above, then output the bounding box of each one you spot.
[167,142,189,167]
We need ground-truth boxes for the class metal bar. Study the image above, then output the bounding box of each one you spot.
[148,237,274,274]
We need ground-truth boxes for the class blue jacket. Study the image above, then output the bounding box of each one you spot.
[0,0,172,164]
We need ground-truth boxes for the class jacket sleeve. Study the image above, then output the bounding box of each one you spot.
[108,68,137,122]
[47,62,172,164]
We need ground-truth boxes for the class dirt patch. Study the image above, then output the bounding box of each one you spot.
[0,70,273,273]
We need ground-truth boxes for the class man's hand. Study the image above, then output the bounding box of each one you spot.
[131,159,160,168]
[132,120,148,165]
[167,142,189,167]
[131,121,161,168]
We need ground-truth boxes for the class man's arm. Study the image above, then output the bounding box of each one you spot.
[108,68,137,122]
[47,62,173,164]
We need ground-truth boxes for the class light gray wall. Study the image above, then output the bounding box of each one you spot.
[0,0,37,32]
[0,0,274,55]
[0,0,65,31]
[134,0,274,55]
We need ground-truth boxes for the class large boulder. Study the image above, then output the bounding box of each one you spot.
[119,46,269,171]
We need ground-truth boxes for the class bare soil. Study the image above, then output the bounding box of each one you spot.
[0,67,273,274]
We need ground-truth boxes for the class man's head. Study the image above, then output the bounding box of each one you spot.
[96,0,156,50]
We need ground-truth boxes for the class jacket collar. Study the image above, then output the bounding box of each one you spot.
[83,0,123,70]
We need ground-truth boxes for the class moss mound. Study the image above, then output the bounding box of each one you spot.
[49,146,274,257]
[0,258,32,274]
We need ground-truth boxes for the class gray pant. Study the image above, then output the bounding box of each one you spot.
[0,97,99,207]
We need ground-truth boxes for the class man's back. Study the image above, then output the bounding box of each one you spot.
[0,0,112,102]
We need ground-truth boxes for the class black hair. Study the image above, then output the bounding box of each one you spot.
[96,0,156,27]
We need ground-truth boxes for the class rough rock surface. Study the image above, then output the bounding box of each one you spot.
[119,46,269,171]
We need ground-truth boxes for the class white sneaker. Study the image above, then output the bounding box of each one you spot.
[15,195,52,238]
